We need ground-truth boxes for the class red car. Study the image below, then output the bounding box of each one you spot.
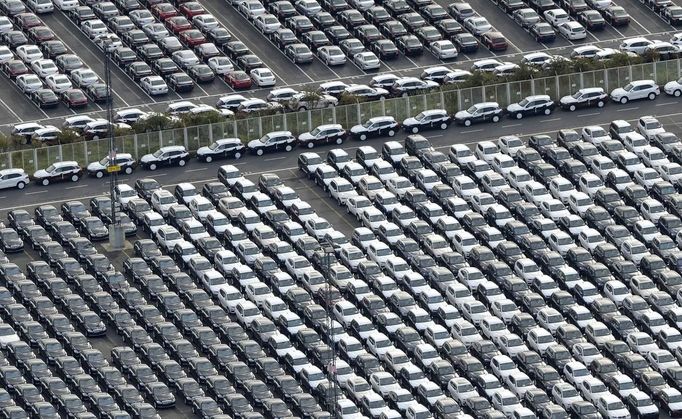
[28,26,56,43]
[2,60,28,79]
[151,2,178,20]
[178,1,205,18]
[225,71,252,89]
[482,31,508,51]
[61,89,88,108]
[14,13,42,30]
[165,16,192,34]
[179,29,206,47]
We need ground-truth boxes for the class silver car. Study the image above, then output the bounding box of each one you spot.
[317,45,346,65]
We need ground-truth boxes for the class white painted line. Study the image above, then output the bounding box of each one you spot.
[25,191,48,195]
[541,118,562,123]
[460,129,484,133]
[502,123,522,128]
[66,185,89,189]
[0,97,22,122]
[657,102,678,107]
[185,168,208,172]
[616,106,640,112]
[577,112,601,117]
[265,156,287,161]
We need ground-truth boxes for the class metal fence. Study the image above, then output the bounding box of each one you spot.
[2,59,680,173]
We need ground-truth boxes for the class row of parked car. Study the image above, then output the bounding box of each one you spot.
[0,5,103,109]
[295,114,682,418]
[62,0,285,94]
[4,73,682,189]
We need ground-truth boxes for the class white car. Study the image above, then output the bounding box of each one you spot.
[207,57,234,76]
[16,45,43,63]
[664,76,682,97]
[44,74,72,93]
[31,59,58,78]
[354,51,380,70]
[430,40,457,59]
[0,46,13,64]
[318,46,346,66]
[250,68,276,87]
[597,394,630,419]
[71,69,100,88]
[81,19,108,39]
[254,13,281,33]
[193,14,219,31]
[16,74,43,93]
[637,115,665,140]
[610,79,659,104]
[464,16,492,35]
[0,169,29,190]
[620,37,654,55]
[544,8,570,26]
[54,0,78,9]
[558,21,587,40]
[140,75,168,96]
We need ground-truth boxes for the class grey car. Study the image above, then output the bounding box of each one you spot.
[285,43,314,63]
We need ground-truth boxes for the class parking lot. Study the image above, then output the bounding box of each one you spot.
[0,0,679,131]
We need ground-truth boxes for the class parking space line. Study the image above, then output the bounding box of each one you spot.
[616,106,640,111]
[185,168,208,172]
[502,123,522,128]
[656,101,678,107]
[0,97,22,122]
[541,117,562,122]
[25,191,47,196]
[577,112,601,117]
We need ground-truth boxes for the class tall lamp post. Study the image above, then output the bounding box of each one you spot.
[321,238,339,418]
[104,40,124,250]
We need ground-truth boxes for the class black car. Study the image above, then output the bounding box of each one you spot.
[85,83,111,103]
[126,61,153,81]
[396,34,423,55]
[188,64,215,83]
[30,89,59,108]
[167,71,195,92]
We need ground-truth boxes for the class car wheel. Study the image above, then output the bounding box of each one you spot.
[674,90,682,97]
[92,135,99,140]
[464,119,471,126]
[96,171,104,178]
[41,178,50,186]
[16,181,25,189]
[285,144,293,152]
[359,134,367,141]
[544,108,552,115]
[205,156,213,163]
[440,123,448,130]
[234,152,242,159]
[336,137,343,145]
[179,159,187,167]
[648,92,657,100]
[516,113,523,119]
[71,174,79,182]
[492,115,500,123]
[388,130,395,137]
[620,97,628,104]
[124,166,133,175]
[149,163,157,171]
[298,106,307,111]
[411,126,419,134]
[597,100,604,107]
[256,148,264,156]
[569,104,576,111]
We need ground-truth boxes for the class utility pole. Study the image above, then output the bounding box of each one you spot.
[104,40,124,250]
[322,238,339,419]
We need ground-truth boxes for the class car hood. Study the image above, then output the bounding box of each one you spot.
[247,139,264,148]
[197,146,212,155]
[507,103,523,112]
[560,95,577,104]
[402,117,418,125]
[33,169,49,178]
[350,125,367,133]
[87,161,105,171]
[298,132,316,141]
[455,110,472,118]
[610,88,627,97]
[140,154,155,163]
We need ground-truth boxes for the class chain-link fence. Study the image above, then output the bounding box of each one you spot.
[5,59,681,173]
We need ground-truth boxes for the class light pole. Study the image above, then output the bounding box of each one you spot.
[321,238,339,419]
[104,40,124,250]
